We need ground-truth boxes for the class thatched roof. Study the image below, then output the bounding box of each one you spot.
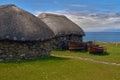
[38,13,85,36]
[0,4,54,41]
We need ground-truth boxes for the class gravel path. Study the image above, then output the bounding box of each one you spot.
[52,54,120,66]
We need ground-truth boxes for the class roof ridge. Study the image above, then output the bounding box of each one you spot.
[40,13,66,18]
[0,4,16,8]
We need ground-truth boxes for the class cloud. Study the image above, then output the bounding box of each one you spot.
[67,4,88,7]
[66,13,120,32]
[66,4,120,14]
[34,9,120,32]
[34,10,69,16]
[66,10,92,16]
[34,11,43,16]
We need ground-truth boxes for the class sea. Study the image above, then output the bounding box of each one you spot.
[83,32,120,42]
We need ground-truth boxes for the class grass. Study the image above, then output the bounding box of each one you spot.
[0,42,120,80]
[0,56,120,80]
[52,42,120,63]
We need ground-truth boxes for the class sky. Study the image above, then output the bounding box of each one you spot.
[0,0,120,32]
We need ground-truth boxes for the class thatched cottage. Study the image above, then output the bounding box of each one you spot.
[0,4,54,61]
[38,13,85,50]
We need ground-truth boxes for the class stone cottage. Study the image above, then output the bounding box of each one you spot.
[38,13,85,50]
[0,4,55,61]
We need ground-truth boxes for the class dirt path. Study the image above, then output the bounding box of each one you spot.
[52,54,120,66]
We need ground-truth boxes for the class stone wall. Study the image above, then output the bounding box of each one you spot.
[52,35,83,50]
[52,36,68,50]
[69,35,83,42]
[0,40,52,61]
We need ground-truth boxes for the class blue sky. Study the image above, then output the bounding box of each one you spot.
[1,0,120,32]
[1,0,120,13]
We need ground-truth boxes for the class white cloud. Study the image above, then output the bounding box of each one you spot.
[34,11,43,16]
[67,4,88,7]
[66,10,92,16]
[34,10,120,32]
[34,10,68,16]
[66,14,120,32]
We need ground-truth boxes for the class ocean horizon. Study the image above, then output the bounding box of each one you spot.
[83,32,120,42]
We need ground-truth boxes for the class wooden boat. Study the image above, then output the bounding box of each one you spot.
[68,41,87,51]
[88,45,104,54]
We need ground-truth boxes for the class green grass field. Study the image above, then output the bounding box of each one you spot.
[0,42,120,80]
[52,42,120,63]
[0,56,120,80]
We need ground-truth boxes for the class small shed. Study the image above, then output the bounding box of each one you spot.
[0,4,54,61]
[38,13,85,50]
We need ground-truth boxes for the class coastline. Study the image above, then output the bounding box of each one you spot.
[84,32,120,42]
